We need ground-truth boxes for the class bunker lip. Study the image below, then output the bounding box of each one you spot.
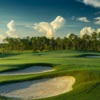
[86,56,100,58]
[0,66,54,76]
[0,76,75,100]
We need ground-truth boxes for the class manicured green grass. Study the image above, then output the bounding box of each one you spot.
[0,50,100,100]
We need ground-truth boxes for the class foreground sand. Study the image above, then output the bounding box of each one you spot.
[0,76,75,100]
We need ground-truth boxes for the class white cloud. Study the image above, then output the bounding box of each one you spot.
[77,17,90,22]
[80,27,100,38]
[7,20,15,32]
[0,34,5,43]
[34,22,54,39]
[97,28,100,33]
[80,27,95,38]
[33,16,65,38]
[50,16,65,30]
[94,17,100,25]
[78,0,100,8]
[6,20,18,38]
[66,33,71,38]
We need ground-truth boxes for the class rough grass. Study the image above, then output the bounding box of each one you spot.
[0,50,100,100]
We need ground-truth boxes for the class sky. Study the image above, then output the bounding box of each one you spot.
[0,0,100,42]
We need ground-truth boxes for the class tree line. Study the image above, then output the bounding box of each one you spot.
[0,32,100,53]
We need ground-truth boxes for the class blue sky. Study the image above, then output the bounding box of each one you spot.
[0,0,100,41]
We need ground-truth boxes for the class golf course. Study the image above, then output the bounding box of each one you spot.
[0,0,100,100]
[0,50,100,100]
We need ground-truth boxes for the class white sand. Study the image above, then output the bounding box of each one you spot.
[0,76,75,100]
[86,56,100,58]
[0,66,53,76]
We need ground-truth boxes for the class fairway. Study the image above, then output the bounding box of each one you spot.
[0,50,100,100]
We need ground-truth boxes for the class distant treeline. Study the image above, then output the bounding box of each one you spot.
[0,32,100,53]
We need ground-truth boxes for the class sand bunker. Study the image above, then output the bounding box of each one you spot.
[86,56,100,58]
[0,66,53,75]
[0,76,75,100]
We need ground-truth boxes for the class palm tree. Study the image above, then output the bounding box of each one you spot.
[82,34,91,50]
[67,33,78,50]
[91,32,98,50]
